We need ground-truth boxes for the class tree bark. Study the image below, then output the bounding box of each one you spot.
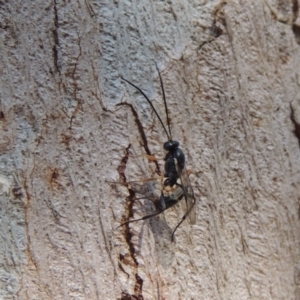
[1,0,300,299]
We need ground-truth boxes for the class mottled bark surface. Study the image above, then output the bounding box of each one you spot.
[1,0,300,299]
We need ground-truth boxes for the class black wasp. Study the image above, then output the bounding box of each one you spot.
[120,65,196,241]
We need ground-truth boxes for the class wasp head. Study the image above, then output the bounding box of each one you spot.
[163,140,179,151]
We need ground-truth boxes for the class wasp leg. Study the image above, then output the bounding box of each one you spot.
[130,196,156,202]
[144,154,156,161]
[107,177,161,185]
[171,196,196,242]
[144,154,164,162]
[117,209,165,228]
[128,154,164,162]
[127,177,161,183]
[128,154,156,161]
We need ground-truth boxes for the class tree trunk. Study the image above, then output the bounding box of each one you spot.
[1,0,300,299]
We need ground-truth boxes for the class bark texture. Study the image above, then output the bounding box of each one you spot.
[1,0,300,299]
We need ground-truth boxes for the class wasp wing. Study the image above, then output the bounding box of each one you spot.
[178,166,196,224]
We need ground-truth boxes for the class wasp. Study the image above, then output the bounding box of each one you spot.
[120,65,196,241]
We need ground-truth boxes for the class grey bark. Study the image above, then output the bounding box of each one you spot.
[1,0,300,299]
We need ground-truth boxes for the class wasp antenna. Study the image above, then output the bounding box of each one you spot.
[155,63,172,140]
[121,76,170,140]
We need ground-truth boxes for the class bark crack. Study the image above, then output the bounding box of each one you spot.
[52,0,60,74]
[70,35,83,126]
[290,103,300,147]
[116,144,144,300]
[116,102,161,176]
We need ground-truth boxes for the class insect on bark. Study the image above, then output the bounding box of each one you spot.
[120,65,196,241]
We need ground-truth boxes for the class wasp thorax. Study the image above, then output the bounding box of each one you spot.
[164,140,179,151]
